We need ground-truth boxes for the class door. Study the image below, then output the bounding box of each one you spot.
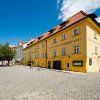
[53,61,61,70]
[48,61,51,69]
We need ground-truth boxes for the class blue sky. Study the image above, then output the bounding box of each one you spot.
[0,0,100,46]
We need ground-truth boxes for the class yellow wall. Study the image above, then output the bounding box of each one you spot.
[46,20,87,72]
[23,40,47,68]
[23,18,100,72]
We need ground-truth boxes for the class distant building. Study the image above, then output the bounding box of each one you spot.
[15,41,27,64]
[16,39,35,64]
[23,11,100,72]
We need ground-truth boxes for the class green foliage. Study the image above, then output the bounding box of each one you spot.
[0,42,16,65]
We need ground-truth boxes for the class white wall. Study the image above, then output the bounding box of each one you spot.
[86,22,100,72]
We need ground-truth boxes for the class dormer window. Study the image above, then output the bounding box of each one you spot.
[49,29,53,34]
[60,22,66,28]
[38,36,41,40]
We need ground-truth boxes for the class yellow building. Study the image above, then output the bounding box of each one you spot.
[23,11,100,72]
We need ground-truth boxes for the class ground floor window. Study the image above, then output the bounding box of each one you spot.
[65,62,70,68]
[73,61,83,67]
[89,58,92,66]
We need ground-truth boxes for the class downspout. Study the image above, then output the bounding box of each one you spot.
[45,40,47,68]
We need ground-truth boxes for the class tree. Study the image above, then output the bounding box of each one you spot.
[0,42,16,66]
[0,44,5,65]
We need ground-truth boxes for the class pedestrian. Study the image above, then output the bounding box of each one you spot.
[30,62,32,69]
[38,64,40,71]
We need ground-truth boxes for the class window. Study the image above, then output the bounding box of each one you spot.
[89,58,92,66]
[35,54,36,58]
[53,38,57,43]
[61,23,66,28]
[42,43,45,47]
[62,48,66,56]
[73,27,79,36]
[49,29,53,34]
[35,46,36,50]
[42,52,45,58]
[95,46,98,54]
[74,45,80,54]
[66,63,70,68]
[73,61,83,67]
[61,34,66,40]
[37,46,39,49]
[94,32,97,39]
[37,53,39,58]
[53,50,56,57]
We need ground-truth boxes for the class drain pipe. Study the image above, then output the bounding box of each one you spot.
[45,39,47,68]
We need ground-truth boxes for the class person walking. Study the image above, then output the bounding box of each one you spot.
[30,62,32,69]
[38,63,40,71]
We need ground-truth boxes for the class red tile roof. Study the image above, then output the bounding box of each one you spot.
[24,10,98,49]
[18,41,27,46]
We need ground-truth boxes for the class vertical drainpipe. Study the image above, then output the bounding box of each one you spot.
[45,39,47,68]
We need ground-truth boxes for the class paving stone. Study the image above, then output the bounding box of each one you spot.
[0,65,100,100]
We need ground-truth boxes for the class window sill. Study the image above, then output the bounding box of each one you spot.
[72,33,80,37]
[61,54,67,56]
[61,39,66,41]
[52,42,57,44]
[72,53,81,55]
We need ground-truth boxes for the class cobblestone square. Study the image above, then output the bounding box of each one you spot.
[0,65,100,100]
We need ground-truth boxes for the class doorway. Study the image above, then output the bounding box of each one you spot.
[53,61,61,70]
[48,61,51,69]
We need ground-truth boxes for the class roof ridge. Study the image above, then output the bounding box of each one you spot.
[65,10,87,21]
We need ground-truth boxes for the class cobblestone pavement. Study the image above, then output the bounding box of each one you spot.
[0,65,100,100]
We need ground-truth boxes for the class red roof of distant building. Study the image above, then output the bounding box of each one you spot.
[18,41,27,46]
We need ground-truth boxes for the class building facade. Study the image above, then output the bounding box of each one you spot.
[15,41,27,64]
[23,11,100,72]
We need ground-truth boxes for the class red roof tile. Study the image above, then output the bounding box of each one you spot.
[24,11,97,49]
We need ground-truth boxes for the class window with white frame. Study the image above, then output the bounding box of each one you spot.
[35,46,36,50]
[61,34,66,40]
[37,46,39,49]
[42,52,45,58]
[65,62,70,68]
[61,22,66,28]
[95,46,98,54]
[53,50,56,57]
[89,58,92,66]
[73,27,79,36]
[53,38,57,43]
[62,48,66,56]
[94,32,97,39]
[35,54,36,58]
[74,45,80,54]
[42,43,45,47]
[37,53,39,58]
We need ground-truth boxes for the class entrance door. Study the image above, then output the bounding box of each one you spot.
[48,61,51,69]
[53,61,61,70]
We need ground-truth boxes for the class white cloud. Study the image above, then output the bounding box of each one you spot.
[58,0,100,21]
[96,16,100,23]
